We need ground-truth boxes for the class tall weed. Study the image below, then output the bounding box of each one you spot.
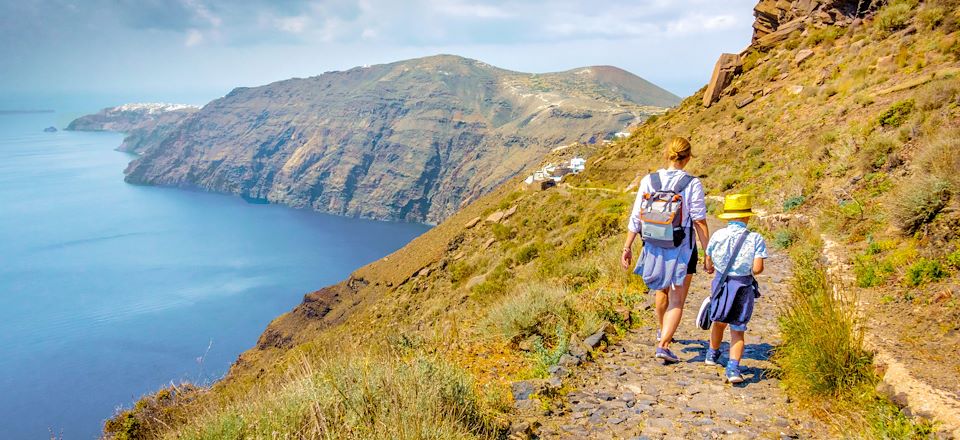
[171,354,503,440]
[776,234,874,399]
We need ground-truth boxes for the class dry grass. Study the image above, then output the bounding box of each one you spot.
[169,352,505,440]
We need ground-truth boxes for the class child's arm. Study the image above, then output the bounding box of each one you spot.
[752,233,768,275]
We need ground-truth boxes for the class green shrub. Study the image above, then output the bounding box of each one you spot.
[876,99,915,128]
[773,229,799,249]
[449,261,475,284]
[918,131,960,188]
[917,5,947,29]
[875,0,916,34]
[889,175,951,235]
[565,212,621,257]
[904,258,948,287]
[491,223,516,241]
[558,259,601,290]
[948,249,960,269]
[471,264,512,300]
[806,26,843,46]
[531,326,569,377]
[859,132,898,171]
[917,79,959,110]
[783,195,805,211]
[741,50,763,72]
[855,254,894,288]
[514,242,540,265]
[481,283,571,341]
[104,413,142,440]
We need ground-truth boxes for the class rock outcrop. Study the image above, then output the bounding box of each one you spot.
[67,103,200,154]
[703,54,741,108]
[752,0,882,47]
[703,0,885,107]
[120,55,679,223]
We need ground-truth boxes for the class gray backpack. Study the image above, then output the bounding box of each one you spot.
[639,172,695,249]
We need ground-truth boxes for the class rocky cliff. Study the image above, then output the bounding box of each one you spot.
[121,55,678,223]
[67,103,199,154]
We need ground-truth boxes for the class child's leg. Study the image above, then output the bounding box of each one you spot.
[709,322,727,350]
[730,329,745,362]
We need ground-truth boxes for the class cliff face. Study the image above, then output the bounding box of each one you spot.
[66,103,199,154]
[121,55,678,223]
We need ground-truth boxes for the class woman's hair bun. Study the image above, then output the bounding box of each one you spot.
[664,137,692,161]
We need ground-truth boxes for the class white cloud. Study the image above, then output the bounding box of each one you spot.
[666,13,739,35]
[183,0,222,28]
[432,2,513,19]
[361,27,378,40]
[185,28,204,46]
[275,15,310,34]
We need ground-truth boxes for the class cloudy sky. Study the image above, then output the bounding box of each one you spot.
[1,0,758,105]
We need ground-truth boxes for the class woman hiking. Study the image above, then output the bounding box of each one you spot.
[621,137,710,363]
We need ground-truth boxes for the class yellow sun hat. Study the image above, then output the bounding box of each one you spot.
[717,193,757,220]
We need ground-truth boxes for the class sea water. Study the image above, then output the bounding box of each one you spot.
[0,110,429,439]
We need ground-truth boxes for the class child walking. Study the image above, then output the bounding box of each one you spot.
[703,194,767,383]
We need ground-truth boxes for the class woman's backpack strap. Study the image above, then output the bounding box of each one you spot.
[672,174,695,193]
[649,172,663,192]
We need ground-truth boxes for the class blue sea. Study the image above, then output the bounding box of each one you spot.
[0,108,429,439]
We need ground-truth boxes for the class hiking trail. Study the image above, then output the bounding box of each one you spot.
[519,247,826,439]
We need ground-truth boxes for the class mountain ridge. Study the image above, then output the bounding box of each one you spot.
[114,54,677,223]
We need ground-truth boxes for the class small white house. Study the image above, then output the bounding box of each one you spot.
[614,131,631,139]
[570,156,586,173]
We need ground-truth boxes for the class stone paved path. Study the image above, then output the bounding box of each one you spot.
[527,250,825,439]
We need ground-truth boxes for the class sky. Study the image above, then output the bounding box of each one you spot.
[1,0,758,106]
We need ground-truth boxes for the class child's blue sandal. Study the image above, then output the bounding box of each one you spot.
[705,348,721,366]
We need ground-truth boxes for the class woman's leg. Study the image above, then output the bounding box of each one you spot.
[657,274,693,349]
[729,330,745,362]
[655,289,668,330]
[709,321,727,350]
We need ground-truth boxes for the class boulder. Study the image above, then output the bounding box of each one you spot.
[511,380,545,401]
[583,329,605,349]
[568,333,589,359]
[736,95,756,109]
[795,49,815,65]
[486,211,506,223]
[502,205,518,220]
[558,353,580,367]
[703,53,741,108]
[464,216,481,229]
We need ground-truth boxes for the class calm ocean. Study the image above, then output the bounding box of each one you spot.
[0,109,429,439]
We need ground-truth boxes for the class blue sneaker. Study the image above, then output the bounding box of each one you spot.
[725,365,744,383]
[655,347,680,363]
[705,348,721,366]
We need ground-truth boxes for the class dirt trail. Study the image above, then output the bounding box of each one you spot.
[525,248,825,439]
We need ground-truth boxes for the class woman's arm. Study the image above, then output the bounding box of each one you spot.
[622,184,647,270]
[621,231,638,270]
[693,219,712,273]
